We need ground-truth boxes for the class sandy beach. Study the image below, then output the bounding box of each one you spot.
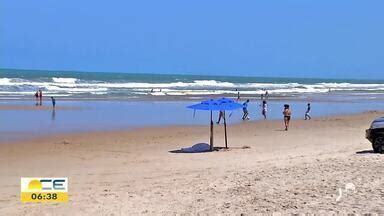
[0,110,383,215]
[4,0,384,214]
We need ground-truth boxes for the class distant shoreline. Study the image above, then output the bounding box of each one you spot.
[1,106,382,144]
[1,98,384,142]
[0,104,81,111]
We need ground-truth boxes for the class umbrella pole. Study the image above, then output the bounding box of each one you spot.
[224,111,228,149]
[210,110,214,151]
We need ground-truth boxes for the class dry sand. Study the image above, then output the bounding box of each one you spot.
[0,111,383,215]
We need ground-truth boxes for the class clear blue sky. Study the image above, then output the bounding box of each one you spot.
[1,0,383,79]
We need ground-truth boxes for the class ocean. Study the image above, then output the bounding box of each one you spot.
[1,68,384,100]
[2,68,384,141]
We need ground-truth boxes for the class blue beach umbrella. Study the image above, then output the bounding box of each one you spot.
[187,98,243,150]
[216,98,243,111]
[187,99,223,111]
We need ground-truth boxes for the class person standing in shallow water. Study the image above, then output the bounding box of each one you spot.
[34,90,39,106]
[216,110,224,124]
[38,89,43,106]
[34,90,39,101]
[305,103,311,120]
[242,99,250,120]
[51,97,56,109]
[283,104,291,131]
[261,100,267,119]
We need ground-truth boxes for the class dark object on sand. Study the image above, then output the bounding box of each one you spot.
[366,117,384,154]
[181,143,210,153]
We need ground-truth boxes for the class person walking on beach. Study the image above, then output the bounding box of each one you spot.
[38,89,43,106]
[261,100,267,119]
[305,103,311,120]
[237,91,240,101]
[283,104,291,131]
[217,110,224,124]
[265,90,269,100]
[51,97,56,109]
[242,99,250,120]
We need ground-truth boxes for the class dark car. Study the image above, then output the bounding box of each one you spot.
[366,117,384,153]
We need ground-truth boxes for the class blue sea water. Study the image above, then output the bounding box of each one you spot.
[1,68,384,100]
[1,69,384,141]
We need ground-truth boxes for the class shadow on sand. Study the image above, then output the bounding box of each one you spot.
[355,150,375,154]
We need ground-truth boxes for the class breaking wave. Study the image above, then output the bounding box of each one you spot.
[1,77,384,98]
[52,77,78,84]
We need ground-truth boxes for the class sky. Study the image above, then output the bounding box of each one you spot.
[1,0,384,79]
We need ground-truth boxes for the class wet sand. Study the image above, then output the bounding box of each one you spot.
[0,111,383,215]
[0,105,80,111]
[2,100,384,143]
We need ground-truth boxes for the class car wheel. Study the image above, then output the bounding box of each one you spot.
[373,136,384,154]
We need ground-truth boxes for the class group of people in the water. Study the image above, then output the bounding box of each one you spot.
[34,87,312,130]
[34,89,56,109]
[34,89,43,106]
[218,90,312,131]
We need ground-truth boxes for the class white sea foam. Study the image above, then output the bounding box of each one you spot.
[2,78,384,90]
[0,78,12,85]
[79,80,235,89]
[52,77,78,84]
[150,92,167,96]
[90,92,108,95]
[0,91,40,95]
[1,77,384,98]
[45,85,108,93]
[193,80,235,87]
